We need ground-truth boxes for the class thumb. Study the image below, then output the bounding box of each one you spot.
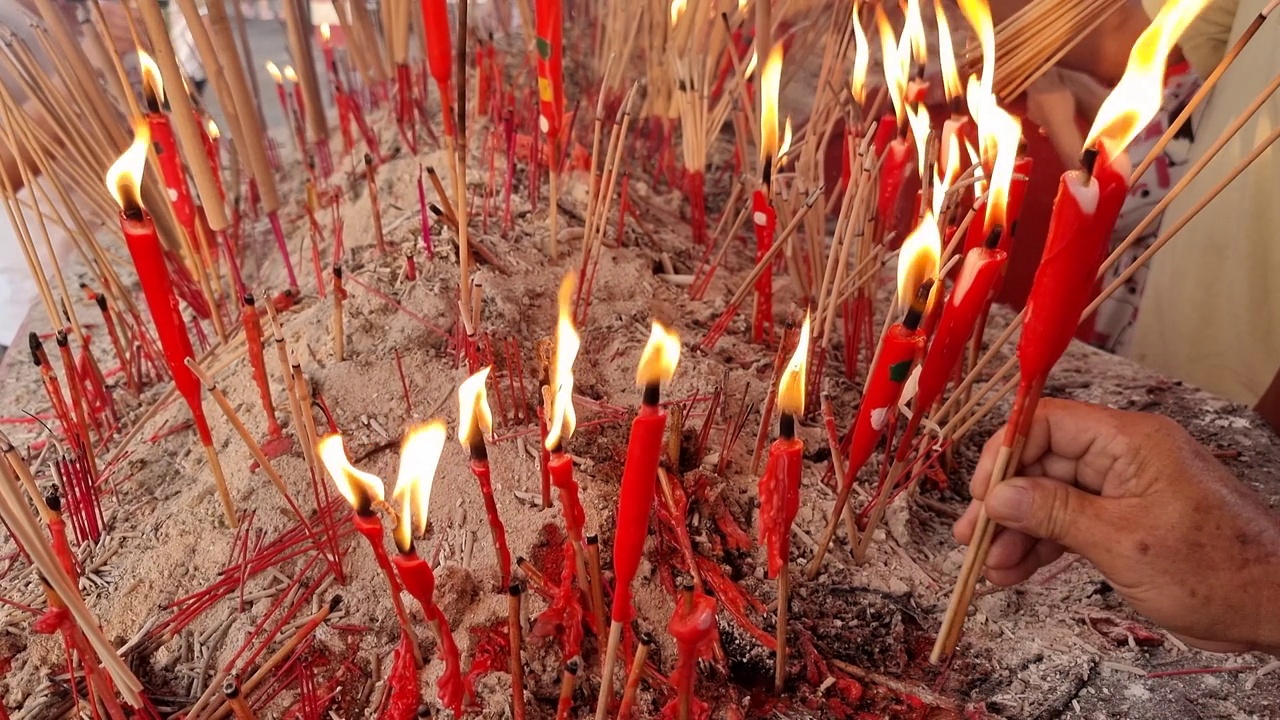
[984,476,1113,557]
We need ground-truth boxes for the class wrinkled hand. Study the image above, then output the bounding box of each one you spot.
[954,399,1280,654]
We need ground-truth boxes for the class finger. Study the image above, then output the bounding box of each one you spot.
[984,475,1116,559]
[953,500,982,544]
[984,541,1066,586]
[969,428,1010,501]
[1017,398,1129,494]
[985,527,1037,570]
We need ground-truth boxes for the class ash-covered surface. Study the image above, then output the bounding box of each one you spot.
[0,82,1277,720]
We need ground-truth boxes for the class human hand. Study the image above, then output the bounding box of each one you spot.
[954,398,1280,654]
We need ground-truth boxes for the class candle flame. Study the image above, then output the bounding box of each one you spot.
[670,0,687,26]
[266,60,283,84]
[393,421,447,553]
[545,273,580,451]
[776,312,811,417]
[850,3,869,104]
[935,0,963,104]
[105,120,151,214]
[138,51,165,113]
[759,43,784,170]
[906,104,931,178]
[743,50,758,80]
[902,0,928,67]
[635,321,681,387]
[457,367,494,450]
[318,433,385,515]
[1085,0,1210,152]
[897,211,942,312]
[875,5,909,127]
[283,65,299,84]
[321,23,332,42]
[980,100,1022,235]
[206,118,220,140]
[933,133,961,216]
[778,117,794,165]
[957,0,994,97]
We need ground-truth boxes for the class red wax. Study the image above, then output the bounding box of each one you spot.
[395,63,414,128]
[751,189,776,343]
[535,0,565,142]
[1016,167,1103,383]
[611,403,668,623]
[871,114,896,156]
[1092,142,1131,236]
[961,197,990,255]
[757,436,803,578]
[538,405,552,507]
[393,551,464,716]
[291,82,308,138]
[49,515,78,581]
[845,324,924,481]
[666,591,718,718]
[145,113,195,229]
[877,138,913,233]
[938,116,972,174]
[913,247,1007,414]
[354,513,404,594]
[384,631,422,720]
[419,0,453,87]
[196,113,225,203]
[549,452,585,541]
[118,211,212,444]
[1007,155,1035,237]
[470,458,512,588]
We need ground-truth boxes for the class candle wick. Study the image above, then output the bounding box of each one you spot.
[903,280,936,331]
[780,412,796,440]
[984,225,1004,250]
[1080,146,1100,180]
[642,382,660,407]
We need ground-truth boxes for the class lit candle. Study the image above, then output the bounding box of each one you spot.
[316,433,419,660]
[752,44,785,343]
[199,117,226,205]
[457,367,512,588]
[265,61,300,156]
[758,312,809,692]
[874,6,914,232]
[138,53,196,233]
[283,65,309,159]
[544,274,589,593]
[321,23,354,155]
[105,123,235,527]
[390,421,465,716]
[596,321,681,717]
[807,215,940,575]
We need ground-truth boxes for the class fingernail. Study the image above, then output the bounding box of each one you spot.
[987,485,1032,523]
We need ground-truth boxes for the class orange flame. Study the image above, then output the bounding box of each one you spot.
[980,102,1022,235]
[265,60,283,84]
[743,49,758,80]
[776,312,811,416]
[392,421,447,553]
[670,0,687,25]
[906,104,931,178]
[283,65,299,84]
[897,211,942,312]
[957,0,994,96]
[458,367,494,450]
[935,0,963,104]
[1085,0,1210,152]
[545,273,580,451]
[206,118,220,140]
[105,121,151,213]
[320,23,332,42]
[902,0,928,67]
[850,3,870,104]
[778,117,794,166]
[759,43,784,170]
[138,51,165,112]
[933,133,961,216]
[318,433,385,515]
[875,5,909,127]
[635,322,681,387]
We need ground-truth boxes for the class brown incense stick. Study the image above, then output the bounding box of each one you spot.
[508,583,527,720]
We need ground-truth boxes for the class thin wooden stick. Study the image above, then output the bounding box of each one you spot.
[509,583,527,720]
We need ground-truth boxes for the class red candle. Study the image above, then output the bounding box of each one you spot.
[458,368,512,588]
[395,62,414,130]
[548,451,584,542]
[750,189,776,344]
[137,53,196,232]
[611,322,682,623]
[316,434,419,655]
[319,23,336,82]
[877,137,913,236]
[846,323,924,487]
[534,0,565,144]
[198,117,226,205]
[1016,162,1105,384]
[105,128,211,447]
[758,314,809,578]
[910,245,1007,419]
[393,552,464,716]
[1006,155,1034,238]
[419,0,454,134]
